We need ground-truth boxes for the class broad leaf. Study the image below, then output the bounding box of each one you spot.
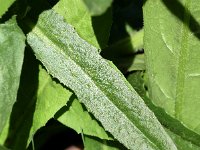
[56,98,112,140]
[82,0,112,16]
[53,0,112,49]
[0,17,25,135]
[143,0,200,134]
[0,0,15,18]
[27,10,176,150]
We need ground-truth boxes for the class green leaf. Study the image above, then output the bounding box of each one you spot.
[56,98,112,140]
[53,0,112,49]
[103,28,143,56]
[0,17,25,135]
[166,129,200,150]
[82,0,112,16]
[101,28,144,73]
[143,0,200,134]
[1,64,72,149]
[27,66,72,142]
[128,53,145,72]
[27,10,176,150]
[84,136,126,150]
[0,0,15,18]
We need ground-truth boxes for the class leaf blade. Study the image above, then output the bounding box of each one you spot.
[27,10,176,150]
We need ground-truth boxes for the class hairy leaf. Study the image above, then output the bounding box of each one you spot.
[56,99,112,140]
[0,17,25,135]
[144,0,200,134]
[0,0,15,18]
[27,10,176,150]
[82,0,112,16]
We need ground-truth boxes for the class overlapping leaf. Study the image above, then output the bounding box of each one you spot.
[27,10,176,150]
[56,99,112,140]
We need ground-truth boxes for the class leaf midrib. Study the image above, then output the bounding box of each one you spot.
[32,23,160,149]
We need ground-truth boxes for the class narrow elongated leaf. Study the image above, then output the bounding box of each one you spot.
[56,99,112,140]
[144,0,200,134]
[0,17,25,135]
[27,10,176,150]
[0,0,15,18]
[82,0,112,16]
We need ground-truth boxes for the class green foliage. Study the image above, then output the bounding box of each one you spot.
[128,71,200,149]
[57,99,112,140]
[166,129,200,150]
[27,10,176,150]
[0,0,200,149]
[0,17,25,135]
[53,0,112,49]
[0,0,15,18]
[0,65,72,149]
[82,0,112,16]
[84,136,125,150]
[144,0,200,135]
